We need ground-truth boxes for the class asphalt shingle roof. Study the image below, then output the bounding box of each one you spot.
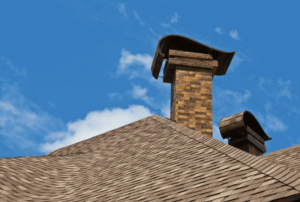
[263,145,300,173]
[1,115,300,201]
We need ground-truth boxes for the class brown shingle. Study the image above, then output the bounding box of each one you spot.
[0,115,300,201]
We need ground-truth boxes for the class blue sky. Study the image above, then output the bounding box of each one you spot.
[1,1,300,158]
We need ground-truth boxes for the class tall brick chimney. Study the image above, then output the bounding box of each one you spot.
[151,35,235,137]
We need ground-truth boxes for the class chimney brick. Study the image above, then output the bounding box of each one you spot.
[167,50,215,137]
[151,35,235,139]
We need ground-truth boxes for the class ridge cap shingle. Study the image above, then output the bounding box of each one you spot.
[151,114,300,192]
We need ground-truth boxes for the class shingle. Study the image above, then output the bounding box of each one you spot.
[284,189,299,197]
[280,171,297,182]
[249,197,263,202]
[0,115,299,201]
[272,168,291,179]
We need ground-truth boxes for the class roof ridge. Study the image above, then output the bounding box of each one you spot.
[151,114,300,192]
[46,115,156,157]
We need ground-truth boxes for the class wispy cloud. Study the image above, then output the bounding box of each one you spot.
[108,92,123,101]
[132,84,147,99]
[258,113,288,133]
[229,54,244,71]
[229,52,250,71]
[149,28,162,38]
[218,89,251,104]
[170,12,180,23]
[276,79,291,99]
[258,77,292,100]
[0,83,62,150]
[133,11,144,25]
[117,49,153,79]
[160,12,180,28]
[116,49,169,119]
[118,3,128,19]
[160,23,171,28]
[1,57,27,77]
[287,105,300,115]
[215,27,223,34]
[47,101,57,109]
[131,84,154,107]
[258,77,272,90]
[40,105,152,153]
[229,29,241,40]
[264,101,272,112]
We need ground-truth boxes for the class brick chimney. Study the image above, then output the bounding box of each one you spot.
[219,111,272,156]
[151,35,235,137]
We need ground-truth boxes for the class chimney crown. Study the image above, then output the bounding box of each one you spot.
[151,35,235,79]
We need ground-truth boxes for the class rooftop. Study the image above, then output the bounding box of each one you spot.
[0,115,300,201]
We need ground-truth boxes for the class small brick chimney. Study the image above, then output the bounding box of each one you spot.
[151,35,235,137]
[219,111,272,156]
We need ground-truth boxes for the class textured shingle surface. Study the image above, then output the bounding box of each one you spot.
[263,145,300,173]
[1,115,300,201]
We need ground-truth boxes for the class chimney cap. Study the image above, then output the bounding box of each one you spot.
[219,111,272,142]
[151,35,235,79]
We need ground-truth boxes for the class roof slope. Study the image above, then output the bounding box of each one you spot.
[263,145,300,173]
[1,115,300,201]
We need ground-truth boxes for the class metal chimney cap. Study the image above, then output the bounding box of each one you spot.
[151,35,235,79]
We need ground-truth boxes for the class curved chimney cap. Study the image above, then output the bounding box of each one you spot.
[219,111,272,141]
[151,35,235,79]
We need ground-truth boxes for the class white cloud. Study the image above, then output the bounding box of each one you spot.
[264,101,272,112]
[170,12,180,23]
[1,57,27,77]
[160,12,180,28]
[133,11,144,25]
[108,92,123,100]
[0,101,17,114]
[287,105,300,115]
[117,49,153,79]
[229,29,241,40]
[276,79,291,99]
[131,84,155,107]
[218,89,251,104]
[132,84,147,98]
[149,28,161,38]
[259,114,288,133]
[40,105,152,153]
[229,54,244,71]
[258,78,291,100]
[229,52,250,71]
[0,83,62,149]
[215,27,223,34]
[118,3,128,19]
[160,23,171,28]
[258,77,265,90]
